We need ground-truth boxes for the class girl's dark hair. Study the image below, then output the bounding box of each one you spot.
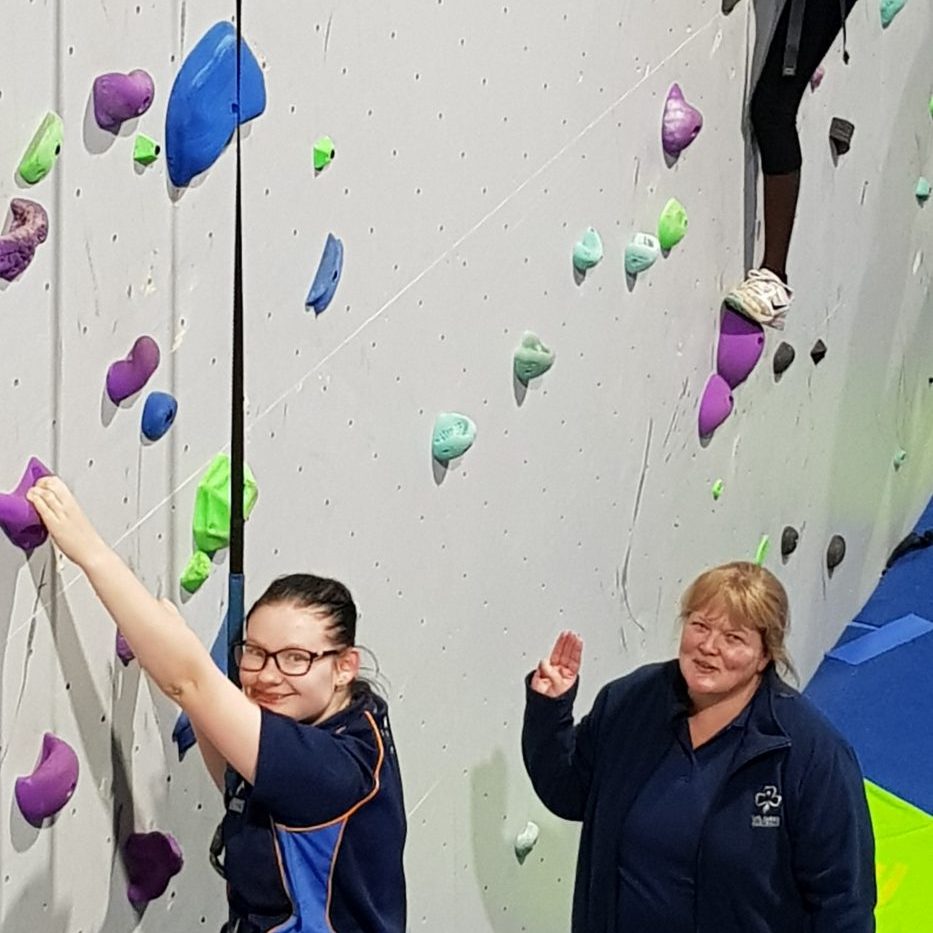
[246,573,381,699]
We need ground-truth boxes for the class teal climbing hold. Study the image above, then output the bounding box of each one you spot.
[514,332,555,383]
[624,233,661,276]
[432,413,476,462]
[880,0,907,28]
[572,227,603,272]
[916,178,930,202]
[657,198,688,250]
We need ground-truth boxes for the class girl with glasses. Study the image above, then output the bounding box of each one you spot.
[28,476,406,933]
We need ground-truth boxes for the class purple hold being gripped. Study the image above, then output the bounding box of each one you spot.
[15,732,80,827]
[716,309,765,389]
[0,456,52,551]
[106,336,161,404]
[93,70,155,132]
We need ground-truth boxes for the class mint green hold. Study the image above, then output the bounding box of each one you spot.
[432,413,476,462]
[514,332,555,383]
[572,227,603,272]
[625,233,661,275]
[18,112,64,184]
[657,198,688,250]
[192,454,259,554]
[180,550,213,593]
[880,0,907,28]
[894,448,908,469]
[916,178,930,202]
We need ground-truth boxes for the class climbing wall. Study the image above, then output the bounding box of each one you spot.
[0,0,931,930]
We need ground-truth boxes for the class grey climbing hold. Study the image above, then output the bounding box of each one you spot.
[773,342,795,376]
[809,340,827,365]
[514,821,540,865]
[829,118,854,156]
[826,535,847,575]
[781,526,799,559]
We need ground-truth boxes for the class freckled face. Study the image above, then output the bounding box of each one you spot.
[678,605,769,702]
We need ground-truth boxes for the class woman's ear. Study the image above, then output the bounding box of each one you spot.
[336,647,361,685]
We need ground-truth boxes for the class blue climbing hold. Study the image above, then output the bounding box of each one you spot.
[141,391,178,441]
[305,233,344,315]
[165,21,266,187]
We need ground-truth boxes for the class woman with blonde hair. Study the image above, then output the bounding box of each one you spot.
[522,561,875,933]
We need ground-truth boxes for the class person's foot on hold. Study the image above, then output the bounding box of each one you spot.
[724,268,793,328]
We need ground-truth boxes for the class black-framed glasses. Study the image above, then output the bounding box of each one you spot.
[232,640,340,676]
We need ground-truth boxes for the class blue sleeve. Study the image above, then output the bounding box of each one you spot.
[521,674,608,821]
[251,708,383,827]
[792,740,877,931]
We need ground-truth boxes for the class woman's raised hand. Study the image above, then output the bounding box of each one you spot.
[26,476,108,570]
[530,630,583,698]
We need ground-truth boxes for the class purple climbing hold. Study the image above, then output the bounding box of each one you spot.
[662,84,703,157]
[93,70,155,132]
[698,374,734,437]
[0,457,52,551]
[116,630,135,666]
[716,309,765,388]
[124,831,184,907]
[106,336,160,404]
[15,733,79,827]
[0,198,49,282]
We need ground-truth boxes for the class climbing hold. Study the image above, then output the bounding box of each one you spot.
[17,112,63,185]
[0,198,49,282]
[781,526,799,559]
[624,233,661,276]
[809,66,825,91]
[514,332,555,383]
[15,733,79,827]
[828,117,854,156]
[106,336,160,404]
[134,134,161,166]
[711,479,724,501]
[716,309,765,389]
[773,342,796,376]
[180,550,213,593]
[880,0,907,28]
[514,821,540,865]
[432,413,477,462]
[915,178,930,202]
[165,21,266,187]
[893,448,908,469]
[0,457,53,551]
[116,630,135,666]
[572,227,603,272]
[141,392,178,441]
[826,535,846,574]
[193,455,259,554]
[93,70,155,132]
[698,374,733,437]
[661,84,703,157]
[754,535,770,566]
[809,339,827,365]
[124,831,184,907]
[313,136,336,171]
[305,233,344,315]
[657,198,688,250]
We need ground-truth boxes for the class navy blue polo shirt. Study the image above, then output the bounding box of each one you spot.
[616,705,750,932]
[220,692,407,932]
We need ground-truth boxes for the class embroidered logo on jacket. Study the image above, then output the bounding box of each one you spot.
[751,786,782,828]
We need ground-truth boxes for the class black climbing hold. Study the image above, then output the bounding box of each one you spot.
[829,117,854,156]
[781,526,799,559]
[826,534,846,575]
[810,339,827,365]
[883,529,933,573]
[773,342,796,376]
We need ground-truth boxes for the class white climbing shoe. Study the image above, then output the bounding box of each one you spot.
[724,268,793,328]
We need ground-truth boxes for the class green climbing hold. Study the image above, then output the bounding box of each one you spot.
[313,136,335,171]
[572,227,603,272]
[657,198,688,250]
[880,0,907,28]
[754,534,770,566]
[916,177,930,202]
[192,454,259,554]
[711,479,724,501]
[514,821,540,865]
[432,413,476,462]
[134,134,161,166]
[514,332,555,383]
[894,448,908,469]
[624,233,661,276]
[180,550,213,593]
[18,112,64,185]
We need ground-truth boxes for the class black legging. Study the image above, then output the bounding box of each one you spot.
[750,0,859,174]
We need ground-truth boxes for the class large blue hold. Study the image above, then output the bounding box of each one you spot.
[165,21,266,187]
